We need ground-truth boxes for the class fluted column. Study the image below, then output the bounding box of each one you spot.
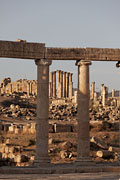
[57,70,61,98]
[50,72,53,97]
[76,60,92,164]
[63,72,66,98]
[60,71,63,98]
[66,72,69,97]
[53,71,56,97]
[34,59,52,165]
[69,73,73,99]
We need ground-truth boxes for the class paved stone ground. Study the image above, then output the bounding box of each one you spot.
[0,173,120,180]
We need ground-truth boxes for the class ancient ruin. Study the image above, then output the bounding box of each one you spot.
[0,40,120,174]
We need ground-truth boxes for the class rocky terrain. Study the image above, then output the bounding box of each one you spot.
[0,93,120,166]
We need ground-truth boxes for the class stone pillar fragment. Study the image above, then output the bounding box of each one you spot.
[76,60,92,164]
[34,59,52,165]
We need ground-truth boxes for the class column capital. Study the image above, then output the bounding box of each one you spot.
[76,60,92,66]
[116,61,120,68]
[35,59,52,66]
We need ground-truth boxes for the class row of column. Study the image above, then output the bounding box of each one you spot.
[49,70,73,99]
[34,59,92,165]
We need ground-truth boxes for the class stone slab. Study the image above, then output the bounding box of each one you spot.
[0,163,120,174]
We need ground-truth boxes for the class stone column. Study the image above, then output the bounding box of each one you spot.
[49,82,51,97]
[30,82,32,95]
[57,70,61,98]
[74,91,78,104]
[53,71,56,97]
[66,72,69,97]
[102,88,106,106]
[102,86,108,106]
[27,82,30,96]
[90,82,95,99]
[76,60,92,164]
[60,71,63,98]
[69,73,73,99]
[50,72,53,97]
[63,72,66,98]
[94,92,97,103]
[16,83,19,93]
[34,59,52,165]
[10,84,12,94]
[112,89,115,98]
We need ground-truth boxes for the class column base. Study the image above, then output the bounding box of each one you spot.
[76,157,95,166]
[33,157,50,166]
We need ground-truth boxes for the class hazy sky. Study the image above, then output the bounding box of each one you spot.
[0,0,120,91]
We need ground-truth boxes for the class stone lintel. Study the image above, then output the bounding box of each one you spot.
[46,47,120,61]
[0,40,45,59]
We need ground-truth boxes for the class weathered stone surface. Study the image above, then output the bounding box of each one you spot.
[0,40,45,59]
[46,47,120,61]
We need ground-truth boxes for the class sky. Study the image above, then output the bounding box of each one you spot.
[0,0,120,91]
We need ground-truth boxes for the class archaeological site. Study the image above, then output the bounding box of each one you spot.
[0,40,120,174]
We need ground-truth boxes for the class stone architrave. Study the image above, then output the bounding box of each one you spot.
[63,72,66,98]
[34,59,52,165]
[69,73,73,99]
[76,60,92,164]
[53,71,56,97]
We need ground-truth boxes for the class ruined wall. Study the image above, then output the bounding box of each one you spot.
[0,78,37,96]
